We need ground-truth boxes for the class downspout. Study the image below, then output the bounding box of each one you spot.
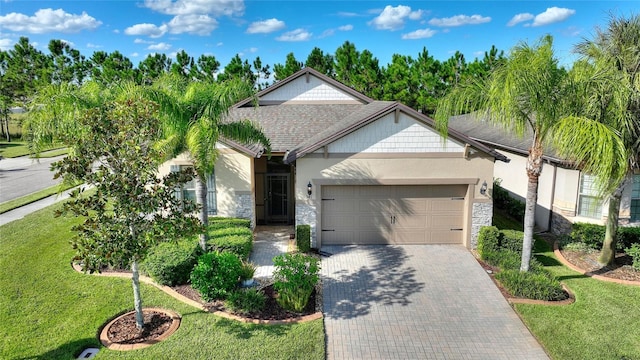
[547,162,558,232]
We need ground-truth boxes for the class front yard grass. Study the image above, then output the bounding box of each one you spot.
[493,212,640,360]
[0,203,324,360]
[0,141,68,158]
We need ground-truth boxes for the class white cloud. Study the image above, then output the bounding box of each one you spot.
[369,5,423,31]
[320,29,335,38]
[429,14,490,27]
[532,7,575,27]
[337,11,359,17]
[125,23,167,38]
[143,0,245,17]
[0,8,101,34]
[507,13,534,27]
[134,38,153,44]
[131,52,139,57]
[276,28,311,42]
[338,24,353,31]
[0,38,12,50]
[168,14,218,35]
[148,42,171,51]
[246,18,285,34]
[216,42,223,46]
[86,43,102,48]
[248,47,258,53]
[401,28,436,40]
[59,39,75,47]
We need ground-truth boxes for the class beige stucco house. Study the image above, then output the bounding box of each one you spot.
[159,68,508,248]
[448,115,640,234]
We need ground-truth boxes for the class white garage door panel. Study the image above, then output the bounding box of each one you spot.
[321,185,466,245]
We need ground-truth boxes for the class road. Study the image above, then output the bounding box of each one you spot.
[0,155,64,203]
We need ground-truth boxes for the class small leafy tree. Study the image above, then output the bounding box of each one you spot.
[272,253,320,312]
[52,98,202,329]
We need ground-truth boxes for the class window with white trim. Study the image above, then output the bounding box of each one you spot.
[631,175,640,222]
[170,165,217,215]
[577,174,602,219]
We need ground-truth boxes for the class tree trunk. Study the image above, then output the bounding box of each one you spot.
[131,260,144,329]
[521,138,543,272]
[521,175,540,271]
[195,174,208,251]
[598,180,625,265]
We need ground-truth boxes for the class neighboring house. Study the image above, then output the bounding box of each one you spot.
[448,115,640,234]
[159,68,508,248]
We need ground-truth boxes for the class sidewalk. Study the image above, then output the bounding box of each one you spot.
[249,226,293,279]
[0,187,77,226]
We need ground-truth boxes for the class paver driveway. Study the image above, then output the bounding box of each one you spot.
[321,245,549,360]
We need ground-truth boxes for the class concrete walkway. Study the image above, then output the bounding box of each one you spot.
[249,226,293,279]
[0,187,78,226]
[321,245,549,360]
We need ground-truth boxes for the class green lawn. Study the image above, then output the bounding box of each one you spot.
[0,141,68,158]
[493,212,640,360]
[0,182,81,214]
[0,204,325,360]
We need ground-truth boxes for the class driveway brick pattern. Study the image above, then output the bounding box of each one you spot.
[321,245,549,360]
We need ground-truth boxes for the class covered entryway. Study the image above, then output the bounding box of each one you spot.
[321,185,466,245]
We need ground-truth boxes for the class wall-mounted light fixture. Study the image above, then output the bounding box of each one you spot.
[480,181,488,195]
[307,181,313,198]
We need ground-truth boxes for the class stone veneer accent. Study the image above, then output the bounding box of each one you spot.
[471,202,493,249]
[235,192,254,227]
[296,203,317,247]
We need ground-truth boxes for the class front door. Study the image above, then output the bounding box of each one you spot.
[266,174,289,223]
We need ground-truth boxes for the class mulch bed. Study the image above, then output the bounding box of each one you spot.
[173,283,320,320]
[106,310,173,344]
[558,248,640,282]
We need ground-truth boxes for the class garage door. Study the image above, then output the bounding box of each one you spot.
[321,185,466,245]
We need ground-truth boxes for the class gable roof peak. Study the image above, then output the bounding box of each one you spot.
[234,67,374,108]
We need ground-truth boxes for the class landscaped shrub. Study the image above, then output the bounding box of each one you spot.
[570,223,606,249]
[190,251,242,301]
[571,223,640,250]
[619,227,640,249]
[208,226,253,238]
[492,179,525,222]
[477,226,501,259]
[296,224,311,252]
[225,288,266,315]
[141,239,201,286]
[626,244,640,271]
[208,217,251,230]
[495,269,567,301]
[273,253,320,312]
[207,234,253,261]
[500,229,525,253]
[239,261,256,281]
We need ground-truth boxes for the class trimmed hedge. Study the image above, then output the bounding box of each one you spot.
[492,179,525,222]
[477,225,565,301]
[141,239,201,286]
[296,225,311,252]
[208,217,251,230]
[207,234,253,261]
[570,222,640,250]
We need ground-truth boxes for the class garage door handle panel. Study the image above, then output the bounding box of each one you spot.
[450,228,463,231]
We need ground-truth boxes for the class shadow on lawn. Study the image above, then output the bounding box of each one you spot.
[12,338,98,360]
[321,245,425,320]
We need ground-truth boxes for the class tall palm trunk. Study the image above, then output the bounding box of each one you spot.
[521,138,543,272]
[131,260,144,329]
[195,174,208,251]
[598,180,626,265]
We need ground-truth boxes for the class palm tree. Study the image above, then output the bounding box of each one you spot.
[434,36,571,272]
[554,13,640,265]
[146,74,271,250]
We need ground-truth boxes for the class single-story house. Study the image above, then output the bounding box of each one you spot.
[159,68,509,249]
[448,115,640,234]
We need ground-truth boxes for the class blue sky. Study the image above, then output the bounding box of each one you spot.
[0,1,637,70]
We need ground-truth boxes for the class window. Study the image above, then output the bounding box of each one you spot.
[170,165,217,215]
[631,175,640,222]
[577,174,602,219]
